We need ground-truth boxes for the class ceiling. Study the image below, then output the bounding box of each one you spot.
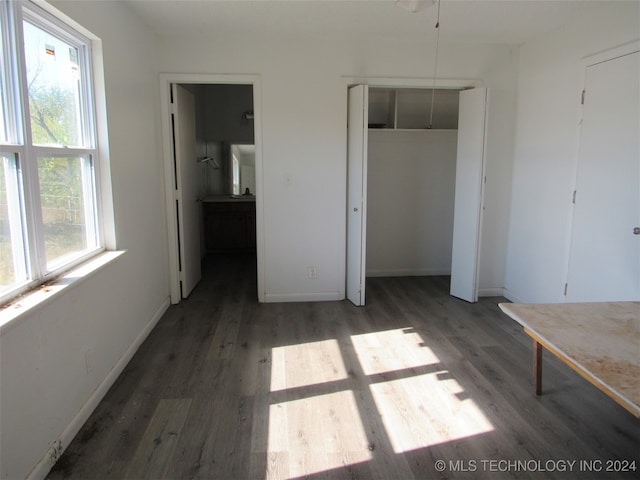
[124,0,612,45]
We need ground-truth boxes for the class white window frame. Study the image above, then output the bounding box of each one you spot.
[0,0,105,304]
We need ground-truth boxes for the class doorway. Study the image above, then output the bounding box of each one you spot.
[160,74,264,304]
[346,82,487,306]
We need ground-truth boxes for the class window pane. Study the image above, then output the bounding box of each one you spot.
[0,157,13,286]
[0,153,27,292]
[38,155,94,268]
[23,20,83,147]
[0,10,8,144]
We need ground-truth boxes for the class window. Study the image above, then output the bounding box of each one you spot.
[0,0,103,303]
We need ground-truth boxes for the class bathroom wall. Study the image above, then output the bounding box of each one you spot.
[192,85,254,196]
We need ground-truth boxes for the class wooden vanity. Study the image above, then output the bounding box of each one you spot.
[202,197,256,251]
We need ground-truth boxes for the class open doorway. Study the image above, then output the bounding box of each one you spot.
[160,74,264,304]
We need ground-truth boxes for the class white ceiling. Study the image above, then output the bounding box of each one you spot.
[124,0,612,45]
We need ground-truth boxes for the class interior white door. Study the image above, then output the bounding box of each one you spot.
[346,85,369,306]
[172,84,202,298]
[450,88,488,303]
[566,51,640,301]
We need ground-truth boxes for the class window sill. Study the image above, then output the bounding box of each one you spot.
[0,250,126,333]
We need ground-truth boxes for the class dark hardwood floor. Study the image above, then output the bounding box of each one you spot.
[48,253,639,479]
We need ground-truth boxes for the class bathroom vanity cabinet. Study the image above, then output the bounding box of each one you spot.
[203,199,256,251]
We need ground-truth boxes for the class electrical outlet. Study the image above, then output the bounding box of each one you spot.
[308,266,317,279]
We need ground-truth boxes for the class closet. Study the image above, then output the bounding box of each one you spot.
[366,88,460,279]
[346,85,487,306]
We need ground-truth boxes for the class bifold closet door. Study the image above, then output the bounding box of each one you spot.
[450,88,487,303]
[346,85,369,306]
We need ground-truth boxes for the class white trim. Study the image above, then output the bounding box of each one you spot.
[264,292,343,303]
[582,39,640,67]
[478,287,504,298]
[159,73,264,304]
[474,88,490,302]
[502,288,525,304]
[342,76,484,90]
[366,268,451,277]
[25,296,170,480]
[30,0,100,41]
[88,36,114,251]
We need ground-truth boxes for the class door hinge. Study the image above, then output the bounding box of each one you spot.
[564,283,568,296]
[572,190,577,204]
[581,89,586,105]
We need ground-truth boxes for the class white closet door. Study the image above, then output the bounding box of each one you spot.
[346,85,369,306]
[173,84,202,298]
[566,51,639,301]
[450,88,487,303]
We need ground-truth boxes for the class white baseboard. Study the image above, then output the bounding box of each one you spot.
[478,287,506,297]
[501,288,525,304]
[366,268,450,277]
[28,297,171,480]
[264,291,343,303]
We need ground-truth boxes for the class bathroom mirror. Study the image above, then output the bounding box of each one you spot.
[198,142,256,198]
[230,144,255,196]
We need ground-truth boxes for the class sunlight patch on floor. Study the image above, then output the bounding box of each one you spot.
[352,327,494,453]
[370,373,494,452]
[270,339,348,391]
[267,390,372,479]
[351,327,441,375]
[265,329,494,478]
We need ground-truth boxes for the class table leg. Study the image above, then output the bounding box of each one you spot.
[533,340,542,395]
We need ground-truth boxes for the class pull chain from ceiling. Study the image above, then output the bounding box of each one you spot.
[428,0,441,129]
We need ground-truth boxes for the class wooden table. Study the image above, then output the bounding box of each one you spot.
[498,302,640,417]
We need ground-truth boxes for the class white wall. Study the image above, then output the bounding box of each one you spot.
[155,33,518,301]
[476,47,519,297]
[0,3,521,477]
[504,2,640,303]
[0,2,169,479]
[367,130,457,276]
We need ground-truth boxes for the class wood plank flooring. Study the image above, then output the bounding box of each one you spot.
[47,253,639,479]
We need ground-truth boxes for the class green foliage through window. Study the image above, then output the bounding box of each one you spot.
[0,0,102,301]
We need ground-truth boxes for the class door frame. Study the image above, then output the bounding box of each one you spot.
[160,73,264,304]
[562,40,640,300]
[343,76,484,304]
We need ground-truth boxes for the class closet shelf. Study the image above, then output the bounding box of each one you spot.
[368,87,461,130]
